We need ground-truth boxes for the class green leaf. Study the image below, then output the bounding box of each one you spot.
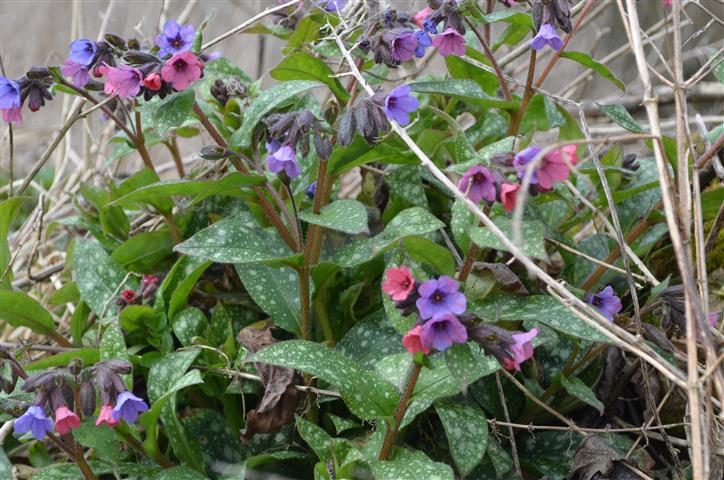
[487,438,513,477]
[296,416,334,461]
[48,282,80,305]
[335,208,444,267]
[0,290,56,335]
[451,199,475,254]
[161,256,212,321]
[561,51,625,92]
[236,264,301,334]
[446,136,516,174]
[111,168,172,213]
[482,10,534,27]
[181,409,243,473]
[110,173,266,209]
[271,52,349,104]
[73,239,137,318]
[327,414,361,434]
[328,135,415,176]
[336,311,405,369]
[231,80,324,147]
[143,350,204,471]
[254,340,400,419]
[471,294,609,342]
[469,216,547,260]
[387,165,428,208]
[0,197,28,288]
[151,466,207,480]
[444,343,499,390]
[402,237,455,276]
[561,375,604,414]
[596,103,645,133]
[435,399,488,476]
[74,418,122,462]
[175,212,294,265]
[100,320,128,364]
[25,348,99,370]
[147,88,196,135]
[369,457,454,480]
[111,231,173,272]
[408,79,513,110]
[711,52,723,84]
[172,307,208,346]
[299,199,368,234]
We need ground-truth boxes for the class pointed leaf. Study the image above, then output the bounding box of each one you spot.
[435,399,488,476]
[299,199,368,234]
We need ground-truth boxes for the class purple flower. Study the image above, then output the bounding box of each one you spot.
[391,31,418,62]
[384,84,419,126]
[420,314,468,352]
[585,285,622,321]
[14,406,54,440]
[414,29,432,58]
[323,0,346,12]
[459,165,496,203]
[61,60,90,88]
[513,146,542,185]
[99,64,143,99]
[155,20,196,57]
[416,276,467,320]
[266,145,300,178]
[503,328,538,371]
[432,28,466,57]
[112,391,149,423]
[305,181,317,199]
[530,23,563,51]
[161,51,204,91]
[69,39,98,66]
[0,76,21,109]
[423,16,438,35]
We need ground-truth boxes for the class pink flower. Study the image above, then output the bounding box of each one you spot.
[664,0,672,6]
[403,324,431,355]
[432,28,466,57]
[99,64,143,99]
[382,266,415,301]
[500,183,520,213]
[161,51,203,91]
[143,73,162,91]
[1,106,22,124]
[538,145,577,190]
[95,404,119,427]
[503,328,538,371]
[413,7,433,28]
[61,60,90,88]
[54,406,80,435]
[709,312,720,328]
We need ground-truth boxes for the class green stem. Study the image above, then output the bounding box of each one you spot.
[163,211,183,245]
[378,362,422,460]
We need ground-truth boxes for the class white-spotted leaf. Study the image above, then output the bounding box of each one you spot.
[435,399,488,476]
[299,199,368,234]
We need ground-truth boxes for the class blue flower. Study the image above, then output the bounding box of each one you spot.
[0,76,21,110]
[419,314,468,352]
[267,145,301,178]
[416,276,467,320]
[585,285,622,321]
[391,31,418,62]
[323,0,346,12]
[112,391,149,423]
[14,406,54,440]
[414,29,432,58]
[68,39,98,66]
[305,181,317,199]
[423,16,438,35]
[155,20,196,57]
[530,23,563,51]
[384,84,419,126]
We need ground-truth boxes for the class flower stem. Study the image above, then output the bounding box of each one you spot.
[133,111,156,174]
[506,49,537,137]
[378,362,422,460]
[465,18,511,102]
[47,432,98,480]
[162,211,183,245]
[457,243,479,283]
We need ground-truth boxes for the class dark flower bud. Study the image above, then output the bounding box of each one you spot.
[199,145,233,161]
[80,377,97,417]
[104,33,127,51]
[26,66,51,80]
[358,35,371,53]
[68,359,83,377]
[372,33,398,68]
[139,274,160,301]
[226,78,246,99]
[337,108,355,146]
[532,1,545,32]
[623,153,639,171]
[127,38,141,50]
[210,79,229,105]
[100,359,132,374]
[22,371,57,392]
[552,0,572,33]
[313,131,333,161]
[444,11,465,35]
[324,100,340,126]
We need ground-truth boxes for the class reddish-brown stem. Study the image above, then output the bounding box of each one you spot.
[465,18,512,102]
[506,49,537,136]
[134,111,156,174]
[191,103,298,250]
[484,0,494,45]
[47,433,98,480]
[458,243,479,283]
[166,134,185,177]
[378,362,422,460]
[695,133,723,169]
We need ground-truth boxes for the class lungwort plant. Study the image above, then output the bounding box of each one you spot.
[1,1,723,479]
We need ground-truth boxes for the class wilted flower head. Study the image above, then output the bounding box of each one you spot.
[19,71,53,112]
[155,20,195,57]
[14,406,54,440]
[420,314,468,352]
[402,324,431,355]
[0,76,21,109]
[266,145,301,178]
[99,64,143,98]
[112,391,149,423]
[161,51,203,91]
[69,39,98,66]
[530,23,563,51]
[391,31,418,62]
[416,276,467,320]
[382,266,415,301]
[585,285,622,321]
[61,60,90,88]
[384,84,419,126]
[459,165,496,204]
[432,28,465,57]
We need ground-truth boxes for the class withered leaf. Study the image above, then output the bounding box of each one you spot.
[569,435,623,480]
[237,321,300,442]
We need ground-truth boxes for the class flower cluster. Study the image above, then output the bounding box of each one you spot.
[60,20,205,101]
[13,360,147,440]
[0,68,54,124]
[530,0,572,51]
[383,266,540,370]
[264,109,330,179]
[115,274,160,308]
[458,144,578,213]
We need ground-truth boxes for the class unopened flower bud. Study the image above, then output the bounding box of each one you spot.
[80,377,97,417]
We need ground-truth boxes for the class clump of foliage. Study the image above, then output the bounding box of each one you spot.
[1,1,722,479]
